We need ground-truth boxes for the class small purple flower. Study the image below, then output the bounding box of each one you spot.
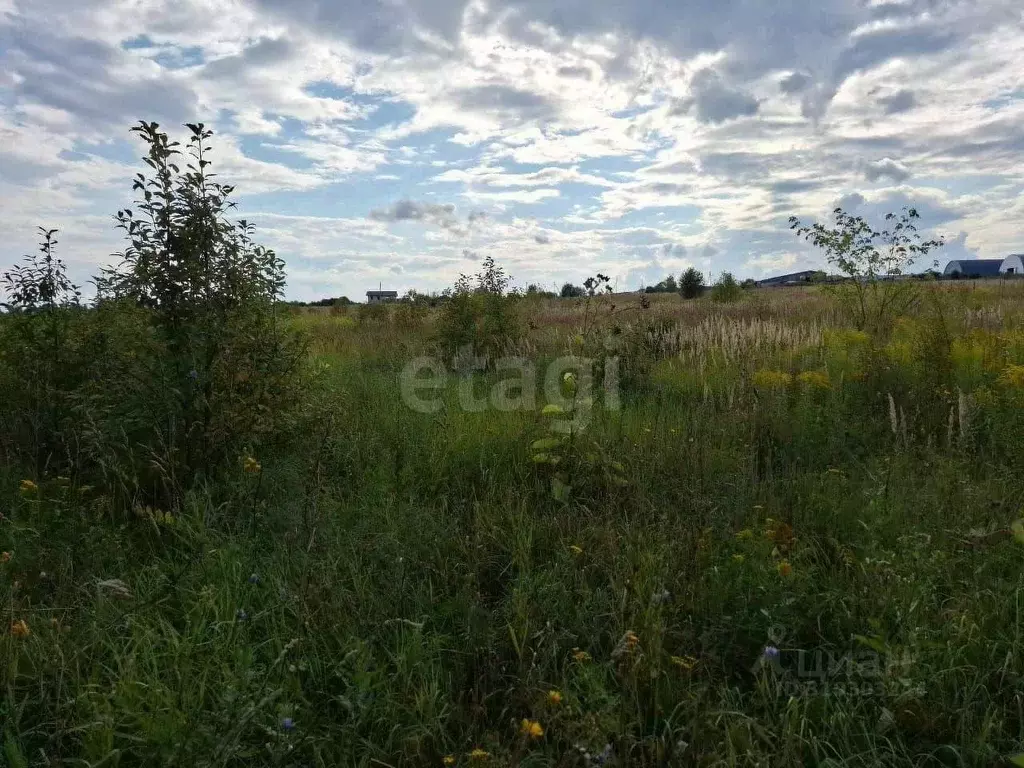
[281,717,295,731]
[188,369,198,381]
[236,609,248,621]
[763,645,780,661]
[248,573,260,585]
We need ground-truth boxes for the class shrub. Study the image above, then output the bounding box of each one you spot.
[0,229,87,474]
[3,121,306,509]
[790,206,944,333]
[710,272,742,303]
[436,255,521,364]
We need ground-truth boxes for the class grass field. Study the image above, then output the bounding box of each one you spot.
[4,280,1024,767]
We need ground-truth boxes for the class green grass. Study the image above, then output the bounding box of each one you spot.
[4,286,1024,767]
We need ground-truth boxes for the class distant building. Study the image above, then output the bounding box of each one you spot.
[756,270,818,287]
[1000,254,1024,275]
[366,290,399,304]
[943,260,1003,278]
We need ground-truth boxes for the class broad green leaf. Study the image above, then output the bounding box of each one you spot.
[542,404,565,416]
[551,476,571,502]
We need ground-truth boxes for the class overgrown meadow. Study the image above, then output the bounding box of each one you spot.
[3,124,1024,767]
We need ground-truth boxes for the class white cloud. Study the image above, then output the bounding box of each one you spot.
[1,0,1023,300]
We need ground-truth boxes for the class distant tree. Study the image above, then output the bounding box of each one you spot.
[710,272,742,303]
[560,282,585,298]
[679,267,705,299]
[307,295,352,307]
[644,274,679,294]
[526,283,558,298]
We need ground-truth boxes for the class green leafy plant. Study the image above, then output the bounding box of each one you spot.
[436,254,521,365]
[790,206,944,332]
[710,271,742,303]
[81,121,305,507]
[0,228,85,474]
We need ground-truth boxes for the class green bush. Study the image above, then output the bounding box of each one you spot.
[710,271,742,303]
[436,255,521,364]
[1,121,306,510]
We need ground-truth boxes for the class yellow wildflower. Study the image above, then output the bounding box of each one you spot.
[731,553,745,564]
[670,654,698,670]
[797,370,831,390]
[569,545,583,555]
[443,757,456,766]
[11,619,30,639]
[624,630,640,649]
[571,647,591,663]
[19,479,38,496]
[468,748,489,760]
[777,560,793,578]
[547,689,562,705]
[697,527,713,551]
[998,365,1024,389]
[520,719,544,739]
[751,369,792,390]
[242,456,262,474]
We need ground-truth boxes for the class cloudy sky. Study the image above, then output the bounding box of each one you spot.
[2,0,1022,300]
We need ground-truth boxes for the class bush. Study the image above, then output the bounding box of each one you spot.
[436,255,521,365]
[710,272,742,303]
[790,206,944,333]
[0,228,87,474]
[1,121,306,510]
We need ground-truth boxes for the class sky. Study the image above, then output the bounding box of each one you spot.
[1,0,1023,301]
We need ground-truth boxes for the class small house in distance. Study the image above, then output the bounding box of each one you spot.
[1000,254,1024,275]
[366,290,399,304]
[943,260,1003,278]
[755,270,818,287]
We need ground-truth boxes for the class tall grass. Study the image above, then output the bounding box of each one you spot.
[4,280,1024,766]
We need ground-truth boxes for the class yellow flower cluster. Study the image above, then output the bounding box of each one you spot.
[547,689,562,705]
[242,456,262,474]
[11,619,30,638]
[797,370,831,390]
[520,719,544,739]
[469,748,490,760]
[572,647,591,662]
[998,365,1024,389]
[670,654,697,670]
[825,329,871,349]
[751,369,792,390]
[19,479,38,496]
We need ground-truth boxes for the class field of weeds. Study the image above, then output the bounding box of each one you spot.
[3,123,1024,767]
[5,278,1024,767]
